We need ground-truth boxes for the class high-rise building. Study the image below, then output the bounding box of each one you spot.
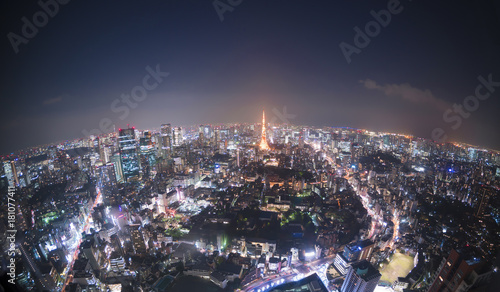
[0,161,20,187]
[173,127,183,147]
[81,238,101,271]
[236,148,240,168]
[341,260,381,292]
[475,186,494,218]
[214,129,220,151]
[427,249,493,292]
[97,137,107,163]
[334,240,375,275]
[110,154,123,183]
[3,161,15,187]
[109,251,126,274]
[198,125,205,144]
[358,240,375,262]
[131,226,147,254]
[160,123,172,158]
[97,163,117,187]
[344,239,375,262]
[334,253,354,276]
[110,234,124,257]
[11,161,19,186]
[38,264,58,291]
[19,243,42,279]
[343,244,361,262]
[118,127,140,181]
[203,125,212,139]
[140,130,156,168]
[101,146,112,164]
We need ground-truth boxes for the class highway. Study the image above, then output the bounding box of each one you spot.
[60,187,102,292]
[348,175,400,249]
[388,210,399,249]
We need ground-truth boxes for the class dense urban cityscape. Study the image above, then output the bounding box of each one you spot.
[2,1,500,292]
[1,110,499,292]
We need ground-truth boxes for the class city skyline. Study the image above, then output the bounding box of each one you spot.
[1,101,499,291]
[1,1,500,292]
[1,1,500,154]
[2,114,499,157]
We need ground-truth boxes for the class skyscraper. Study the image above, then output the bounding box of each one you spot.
[204,125,212,139]
[333,240,374,276]
[427,249,493,292]
[173,127,183,147]
[198,125,205,143]
[214,128,220,151]
[160,123,172,158]
[236,148,240,168]
[475,186,493,218]
[11,161,19,187]
[3,161,15,187]
[341,260,381,292]
[118,127,140,181]
[81,238,101,270]
[110,154,123,183]
[140,130,155,167]
[344,240,375,262]
[97,163,117,187]
[259,110,270,151]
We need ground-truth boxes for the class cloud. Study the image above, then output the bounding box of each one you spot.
[360,79,450,110]
[43,96,63,105]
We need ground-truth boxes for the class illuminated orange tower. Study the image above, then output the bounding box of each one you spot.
[259,110,270,150]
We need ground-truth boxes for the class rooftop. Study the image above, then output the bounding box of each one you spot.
[351,260,381,282]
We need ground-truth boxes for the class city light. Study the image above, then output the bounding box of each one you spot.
[2,3,499,290]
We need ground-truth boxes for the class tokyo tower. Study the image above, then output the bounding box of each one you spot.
[259,110,270,151]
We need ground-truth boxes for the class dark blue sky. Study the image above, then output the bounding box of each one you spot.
[1,0,500,154]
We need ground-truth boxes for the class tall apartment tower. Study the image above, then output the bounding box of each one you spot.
[172,127,183,147]
[140,130,155,166]
[3,161,15,187]
[160,124,172,158]
[341,260,381,292]
[475,186,493,218]
[118,127,140,181]
[427,249,493,292]
[81,238,101,270]
[110,154,123,183]
[334,240,375,275]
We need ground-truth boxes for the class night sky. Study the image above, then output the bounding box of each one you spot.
[1,0,499,154]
